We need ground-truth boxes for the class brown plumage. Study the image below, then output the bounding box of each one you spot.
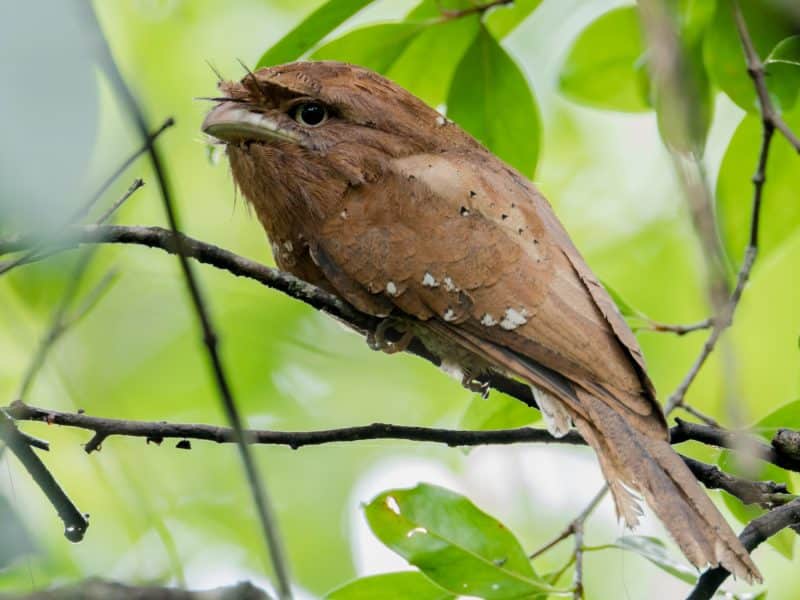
[202,61,760,582]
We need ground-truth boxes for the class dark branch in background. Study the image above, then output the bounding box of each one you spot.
[7,401,797,510]
[687,499,800,600]
[77,5,292,596]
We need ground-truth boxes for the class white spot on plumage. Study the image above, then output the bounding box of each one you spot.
[422,272,439,287]
[443,308,457,322]
[443,277,458,292]
[435,115,446,126]
[282,240,293,252]
[499,307,529,330]
[340,209,348,219]
[480,313,497,327]
[386,281,398,296]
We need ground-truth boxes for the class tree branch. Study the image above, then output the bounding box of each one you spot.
[0,224,541,412]
[687,498,800,600]
[8,401,795,511]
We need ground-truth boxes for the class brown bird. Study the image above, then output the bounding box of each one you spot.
[202,61,760,582]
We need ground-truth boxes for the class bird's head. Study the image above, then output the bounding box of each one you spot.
[203,61,480,228]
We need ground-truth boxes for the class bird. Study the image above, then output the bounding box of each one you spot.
[202,60,761,583]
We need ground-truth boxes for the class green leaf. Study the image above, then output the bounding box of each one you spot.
[751,398,800,440]
[326,571,455,599]
[612,536,698,584]
[559,7,650,112]
[448,26,541,177]
[766,36,800,111]
[256,0,376,68]
[716,105,800,266]
[459,395,540,431]
[485,0,544,39]
[387,15,480,107]
[311,23,425,73]
[364,483,556,598]
[702,1,797,112]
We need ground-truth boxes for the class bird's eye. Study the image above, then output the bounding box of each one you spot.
[292,102,328,127]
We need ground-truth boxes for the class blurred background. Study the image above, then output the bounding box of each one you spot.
[0,0,798,598]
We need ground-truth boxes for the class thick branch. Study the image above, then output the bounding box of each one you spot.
[671,418,800,474]
[0,224,540,411]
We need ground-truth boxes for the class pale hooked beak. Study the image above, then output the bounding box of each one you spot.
[202,102,300,143]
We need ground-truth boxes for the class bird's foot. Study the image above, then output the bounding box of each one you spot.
[462,374,490,399]
[367,318,414,355]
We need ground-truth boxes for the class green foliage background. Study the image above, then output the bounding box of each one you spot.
[0,0,798,598]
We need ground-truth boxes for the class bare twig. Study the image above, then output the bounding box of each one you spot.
[79,5,293,596]
[95,178,144,224]
[528,487,608,599]
[0,411,88,542]
[687,498,800,599]
[733,4,800,154]
[682,456,794,508]
[641,317,712,336]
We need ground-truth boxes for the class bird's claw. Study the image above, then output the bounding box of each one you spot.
[462,373,490,398]
[367,318,414,354]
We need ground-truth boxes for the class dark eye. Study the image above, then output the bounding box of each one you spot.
[292,102,328,127]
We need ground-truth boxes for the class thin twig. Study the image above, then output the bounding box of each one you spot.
[663,10,781,414]
[95,178,145,224]
[733,4,800,154]
[82,8,287,596]
[642,317,712,336]
[687,498,800,599]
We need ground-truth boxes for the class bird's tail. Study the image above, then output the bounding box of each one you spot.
[573,391,762,583]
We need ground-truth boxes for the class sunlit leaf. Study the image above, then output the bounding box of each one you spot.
[311,23,425,73]
[485,0,544,39]
[459,395,541,431]
[559,7,650,112]
[766,35,800,111]
[751,399,800,439]
[364,483,555,598]
[613,536,698,584]
[716,106,800,266]
[387,15,480,107]
[448,26,541,177]
[256,0,376,67]
[326,571,455,599]
[405,0,473,21]
[702,1,797,112]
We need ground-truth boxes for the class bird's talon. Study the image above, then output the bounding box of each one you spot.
[367,319,413,354]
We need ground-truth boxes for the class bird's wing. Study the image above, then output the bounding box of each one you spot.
[314,150,664,434]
